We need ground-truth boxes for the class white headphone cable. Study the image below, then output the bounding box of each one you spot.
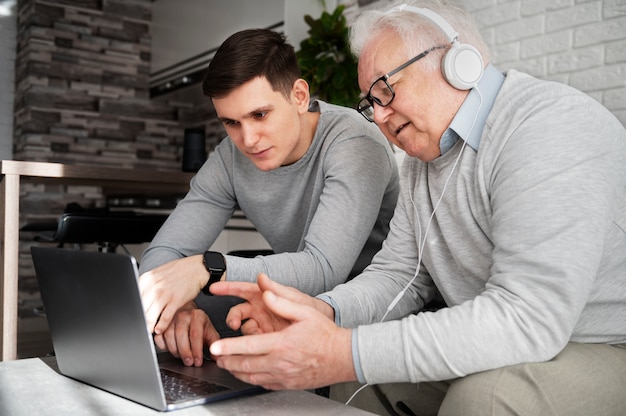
[383,86,482,321]
[345,87,483,407]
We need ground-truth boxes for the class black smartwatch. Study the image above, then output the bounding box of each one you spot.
[201,251,226,295]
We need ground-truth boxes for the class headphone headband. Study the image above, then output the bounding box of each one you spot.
[389,4,459,44]
[386,3,484,90]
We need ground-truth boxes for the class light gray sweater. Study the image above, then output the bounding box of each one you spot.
[326,70,626,384]
[140,100,399,295]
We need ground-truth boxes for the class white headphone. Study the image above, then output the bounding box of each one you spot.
[391,4,484,90]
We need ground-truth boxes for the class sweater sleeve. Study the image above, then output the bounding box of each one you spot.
[224,134,398,295]
[138,143,236,275]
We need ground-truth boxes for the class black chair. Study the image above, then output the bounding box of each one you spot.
[21,203,169,253]
[52,211,168,253]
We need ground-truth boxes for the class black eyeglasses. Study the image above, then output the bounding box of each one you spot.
[356,45,448,122]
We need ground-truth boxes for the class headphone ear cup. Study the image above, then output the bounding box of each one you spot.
[442,43,484,90]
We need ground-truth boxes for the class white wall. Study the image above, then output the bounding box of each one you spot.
[151,0,285,75]
[0,0,17,160]
[467,0,626,126]
[285,0,338,47]
[151,0,336,86]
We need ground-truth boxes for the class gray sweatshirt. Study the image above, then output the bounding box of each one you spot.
[140,100,400,294]
[326,70,626,384]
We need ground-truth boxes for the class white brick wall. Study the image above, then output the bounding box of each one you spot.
[343,0,626,126]
[0,1,16,160]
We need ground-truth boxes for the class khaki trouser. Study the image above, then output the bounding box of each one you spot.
[330,342,626,416]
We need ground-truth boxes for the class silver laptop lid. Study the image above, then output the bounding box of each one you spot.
[32,246,169,410]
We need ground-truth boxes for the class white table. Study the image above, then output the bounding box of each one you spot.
[0,357,375,415]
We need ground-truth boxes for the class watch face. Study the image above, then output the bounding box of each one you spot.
[202,251,225,295]
[204,251,225,272]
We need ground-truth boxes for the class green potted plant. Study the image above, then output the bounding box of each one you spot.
[296,4,360,108]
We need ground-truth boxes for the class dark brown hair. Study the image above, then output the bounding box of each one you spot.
[202,29,301,99]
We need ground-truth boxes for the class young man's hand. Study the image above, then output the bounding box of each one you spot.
[139,255,208,335]
[154,303,220,367]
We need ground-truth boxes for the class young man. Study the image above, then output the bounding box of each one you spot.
[205,1,626,415]
[138,29,400,359]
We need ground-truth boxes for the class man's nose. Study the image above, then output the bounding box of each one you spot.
[373,102,394,124]
[241,124,260,147]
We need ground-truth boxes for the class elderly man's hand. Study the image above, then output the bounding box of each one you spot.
[210,273,333,335]
[208,274,353,390]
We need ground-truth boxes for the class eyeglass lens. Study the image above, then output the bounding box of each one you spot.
[357,98,375,121]
[369,78,395,106]
[357,78,394,122]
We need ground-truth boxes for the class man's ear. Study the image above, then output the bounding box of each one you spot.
[291,78,310,113]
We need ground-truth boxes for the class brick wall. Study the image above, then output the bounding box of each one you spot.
[470,0,626,126]
[14,0,210,170]
[12,0,227,214]
[12,0,224,299]
[0,1,17,160]
[342,0,626,126]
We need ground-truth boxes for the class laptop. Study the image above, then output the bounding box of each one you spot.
[31,246,263,411]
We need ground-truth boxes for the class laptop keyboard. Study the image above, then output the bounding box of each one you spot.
[160,368,230,403]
